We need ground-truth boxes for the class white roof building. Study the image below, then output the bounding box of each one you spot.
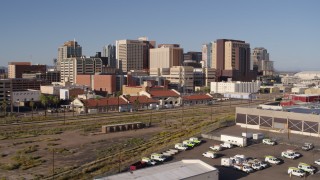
[94,159,218,180]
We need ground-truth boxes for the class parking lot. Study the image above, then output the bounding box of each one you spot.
[170,126,320,179]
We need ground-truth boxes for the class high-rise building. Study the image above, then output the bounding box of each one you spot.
[8,62,46,78]
[116,37,155,73]
[202,43,213,68]
[60,57,102,83]
[102,44,116,68]
[57,40,82,70]
[150,44,183,69]
[212,39,256,81]
[251,47,274,76]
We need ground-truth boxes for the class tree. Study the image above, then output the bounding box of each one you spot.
[134,99,140,111]
[1,99,7,116]
[52,96,60,109]
[116,91,122,112]
[29,101,35,120]
[125,94,131,112]
[40,94,48,117]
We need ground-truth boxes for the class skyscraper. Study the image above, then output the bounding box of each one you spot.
[212,39,256,81]
[202,42,213,68]
[116,37,155,73]
[150,44,183,69]
[251,47,274,76]
[102,44,116,68]
[57,40,82,70]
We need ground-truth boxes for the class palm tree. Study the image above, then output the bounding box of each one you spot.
[40,94,48,117]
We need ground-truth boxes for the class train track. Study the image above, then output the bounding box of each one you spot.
[0,99,266,128]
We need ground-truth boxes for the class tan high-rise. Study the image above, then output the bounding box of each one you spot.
[150,44,183,69]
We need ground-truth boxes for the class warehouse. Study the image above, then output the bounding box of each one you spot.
[236,106,320,137]
[94,159,219,180]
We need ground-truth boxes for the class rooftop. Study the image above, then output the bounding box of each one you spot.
[95,159,217,180]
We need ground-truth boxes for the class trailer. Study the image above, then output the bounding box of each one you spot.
[221,134,247,147]
[242,132,253,138]
[253,133,264,140]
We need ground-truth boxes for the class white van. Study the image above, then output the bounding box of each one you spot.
[150,153,166,162]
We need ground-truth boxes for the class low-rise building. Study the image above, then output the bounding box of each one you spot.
[140,89,181,108]
[182,94,213,106]
[210,81,261,94]
[94,159,219,180]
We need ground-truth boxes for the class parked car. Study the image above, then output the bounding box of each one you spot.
[288,167,306,177]
[220,142,233,149]
[302,143,314,151]
[265,156,281,165]
[281,151,296,159]
[141,157,157,166]
[183,140,196,148]
[315,159,320,165]
[262,138,276,145]
[233,164,253,173]
[189,137,202,145]
[298,162,316,174]
[202,151,217,159]
[210,144,222,151]
[174,143,188,151]
[150,153,166,162]
[287,150,302,158]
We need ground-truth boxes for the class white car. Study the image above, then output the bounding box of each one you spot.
[175,143,188,151]
[262,138,276,145]
[252,163,263,170]
[242,165,254,173]
[288,167,306,177]
[281,151,296,159]
[210,145,222,151]
[315,159,320,165]
[265,156,281,165]
[202,151,217,159]
[220,142,233,148]
[259,161,269,168]
[286,150,302,158]
[298,163,316,174]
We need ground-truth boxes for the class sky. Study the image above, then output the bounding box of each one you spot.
[0,0,319,71]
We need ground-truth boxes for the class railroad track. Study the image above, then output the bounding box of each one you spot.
[0,99,266,127]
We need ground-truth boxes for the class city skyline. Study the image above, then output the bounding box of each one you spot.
[0,0,319,71]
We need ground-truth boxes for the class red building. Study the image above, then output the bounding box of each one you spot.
[76,74,116,94]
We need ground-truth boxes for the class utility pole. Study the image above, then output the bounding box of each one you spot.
[64,107,66,125]
[211,105,213,121]
[52,149,55,180]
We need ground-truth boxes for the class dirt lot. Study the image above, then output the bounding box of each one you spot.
[0,126,164,179]
[169,125,320,180]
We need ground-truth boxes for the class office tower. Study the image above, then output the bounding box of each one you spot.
[251,47,274,76]
[150,44,183,69]
[57,40,82,70]
[202,43,213,68]
[116,37,155,72]
[8,62,46,78]
[60,57,102,83]
[102,44,116,68]
[212,39,256,81]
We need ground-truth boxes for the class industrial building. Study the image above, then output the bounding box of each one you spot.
[94,159,219,180]
[236,106,320,137]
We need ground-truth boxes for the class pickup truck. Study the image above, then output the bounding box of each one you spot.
[233,164,253,173]
[210,145,222,151]
[220,142,233,148]
[281,151,296,159]
[130,161,147,171]
[202,151,217,159]
[141,157,157,166]
[265,156,281,165]
[183,140,196,148]
[189,137,202,145]
[302,143,314,151]
[262,138,276,145]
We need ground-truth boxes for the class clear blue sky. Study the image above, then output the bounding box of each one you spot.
[0,0,319,71]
